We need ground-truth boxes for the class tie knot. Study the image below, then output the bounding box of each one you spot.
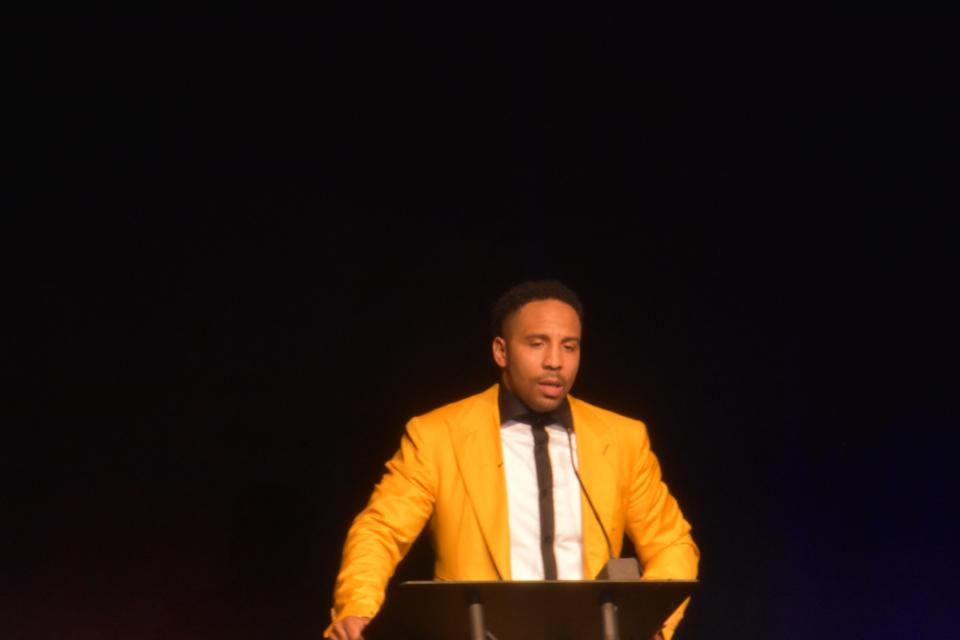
[525,412,552,429]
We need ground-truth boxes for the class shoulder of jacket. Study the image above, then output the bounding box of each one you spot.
[570,395,650,439]
[407,385,497,431]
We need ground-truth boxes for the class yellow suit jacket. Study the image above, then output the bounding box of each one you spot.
[331,385,699,638]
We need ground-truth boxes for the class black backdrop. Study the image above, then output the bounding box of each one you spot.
[8,4,957,639]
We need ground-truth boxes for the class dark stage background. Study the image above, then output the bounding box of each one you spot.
[8,4,957,639]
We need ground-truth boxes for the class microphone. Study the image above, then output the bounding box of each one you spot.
[565,427,641,580]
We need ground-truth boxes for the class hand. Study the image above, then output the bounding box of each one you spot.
[327,616,370,640]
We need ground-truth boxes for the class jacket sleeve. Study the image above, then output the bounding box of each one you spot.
[327,416,438,632]
[624,421,700,640]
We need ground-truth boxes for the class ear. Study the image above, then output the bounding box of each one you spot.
[491,336,508,368]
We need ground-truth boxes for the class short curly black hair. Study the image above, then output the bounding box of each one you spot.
[490,280,584,339]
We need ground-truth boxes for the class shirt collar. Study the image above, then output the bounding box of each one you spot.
[497,383,573,430]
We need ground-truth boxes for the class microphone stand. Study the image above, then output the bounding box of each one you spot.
[566,428,643,640]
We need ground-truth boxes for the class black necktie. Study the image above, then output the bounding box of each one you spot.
[529,413,558,580]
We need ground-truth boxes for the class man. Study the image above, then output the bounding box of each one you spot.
[327,281,699,640]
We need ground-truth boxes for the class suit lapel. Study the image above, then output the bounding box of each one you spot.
[450,385,511,579]
[570,396,616,579]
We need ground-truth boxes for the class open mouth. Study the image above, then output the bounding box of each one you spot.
[537,379,564,397]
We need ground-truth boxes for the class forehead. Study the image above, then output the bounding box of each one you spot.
[505,299,582,337]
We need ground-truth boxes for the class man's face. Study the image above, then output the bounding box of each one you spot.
[492,298,582,413]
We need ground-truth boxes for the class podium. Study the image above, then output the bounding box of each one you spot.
[364,580,697,640]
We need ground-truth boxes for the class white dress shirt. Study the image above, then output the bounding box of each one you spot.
[500,418,584,580]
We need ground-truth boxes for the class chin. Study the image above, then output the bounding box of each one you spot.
[531,396,563,412]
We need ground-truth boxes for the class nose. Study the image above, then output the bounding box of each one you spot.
[543,344,562,370]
